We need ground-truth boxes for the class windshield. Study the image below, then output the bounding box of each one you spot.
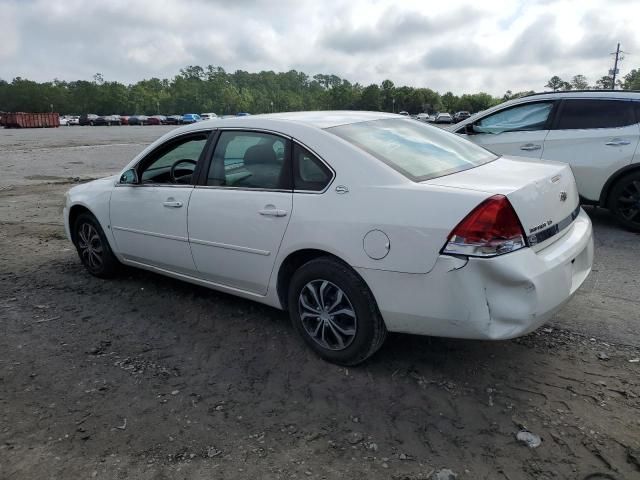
[327,118,497,181]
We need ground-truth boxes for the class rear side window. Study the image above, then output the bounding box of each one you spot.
[554,99,637,129]
[293,144,332,191]
[474,102,554,133]
[328,118,497,182]
[207,131,290,189]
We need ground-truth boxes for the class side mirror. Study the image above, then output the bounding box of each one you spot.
[119,169,139,185]
[464,123,476,135]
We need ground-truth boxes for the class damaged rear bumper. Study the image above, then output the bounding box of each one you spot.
[356,209,594,340]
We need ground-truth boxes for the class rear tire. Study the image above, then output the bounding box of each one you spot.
[73,213,120,278]
[609,171,640,232]
[288,257,387,366]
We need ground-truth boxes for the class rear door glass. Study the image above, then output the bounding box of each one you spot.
[554,99,636,129]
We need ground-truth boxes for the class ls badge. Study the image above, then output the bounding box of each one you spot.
[559,191,567,202]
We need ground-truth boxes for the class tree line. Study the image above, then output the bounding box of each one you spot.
[544,70,640,91]
[1,65,638,116]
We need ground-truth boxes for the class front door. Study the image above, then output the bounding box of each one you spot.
[188,130,293,294]
[459,100,556,159]
[109,131,211,274]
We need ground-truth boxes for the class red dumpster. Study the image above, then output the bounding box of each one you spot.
[4,112,60,128]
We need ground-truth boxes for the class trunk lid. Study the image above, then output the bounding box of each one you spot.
[425,156,580,250]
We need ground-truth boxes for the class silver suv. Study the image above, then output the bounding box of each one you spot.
[452,90,640,231]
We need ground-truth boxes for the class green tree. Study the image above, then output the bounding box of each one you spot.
[623,69,640,90]
[440,91,456,112]
[570,75,589,90]
[380,79,395,112]
[545,76,565,91]
[595,75,614,89]
[359,84,381,111]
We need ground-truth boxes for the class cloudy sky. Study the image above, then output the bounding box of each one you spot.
[0,0,638,95]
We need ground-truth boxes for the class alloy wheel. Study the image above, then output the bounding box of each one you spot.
[77,222,104,271]
[298,280,357,351]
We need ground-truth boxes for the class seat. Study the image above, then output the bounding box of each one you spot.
[240,144,281,189]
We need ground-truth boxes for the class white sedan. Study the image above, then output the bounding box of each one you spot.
[64,111,594,365]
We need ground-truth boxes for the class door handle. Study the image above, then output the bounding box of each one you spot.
[605,139,631,146]
[163,200,183,208]
[520,143,542,151]
[259,208,287,217]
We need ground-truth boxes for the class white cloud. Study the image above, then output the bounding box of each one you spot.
[0,0,638,95]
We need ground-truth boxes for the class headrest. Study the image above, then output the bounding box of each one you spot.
[243,143,276,165]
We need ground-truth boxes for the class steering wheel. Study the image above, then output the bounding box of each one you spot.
[169,159,197,183]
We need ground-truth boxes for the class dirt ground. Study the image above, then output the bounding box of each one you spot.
[1,126,639,480]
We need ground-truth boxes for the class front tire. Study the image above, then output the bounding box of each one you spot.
[609,172,640,232]
[73,213,120,278]
[288,257,387,366]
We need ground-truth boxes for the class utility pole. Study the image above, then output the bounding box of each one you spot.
[609,43,625,90]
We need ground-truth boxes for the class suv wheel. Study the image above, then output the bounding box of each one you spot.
[288,257,387,365]
[609,171,640,232]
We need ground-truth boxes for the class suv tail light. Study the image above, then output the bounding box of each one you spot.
[442,195,527,257]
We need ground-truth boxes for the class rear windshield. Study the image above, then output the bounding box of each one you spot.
[327,118,497,181]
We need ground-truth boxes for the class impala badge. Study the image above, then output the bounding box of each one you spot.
[559,191,567,202]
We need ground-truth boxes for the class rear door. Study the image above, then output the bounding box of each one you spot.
[542,98,640,202]
[457,100,556,158]
[188,130,293,295]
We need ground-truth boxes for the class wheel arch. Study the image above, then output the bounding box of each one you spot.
[599,163,640,207]
[276,248,371,311]
[68,204,95,244]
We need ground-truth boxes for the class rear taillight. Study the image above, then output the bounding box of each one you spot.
[442,195,527,257]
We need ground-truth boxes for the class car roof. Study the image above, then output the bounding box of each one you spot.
[522,90,640,100]
[210,110,400,129]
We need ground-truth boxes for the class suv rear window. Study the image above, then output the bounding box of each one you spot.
[555,99,637,129]
[328,118,497,181]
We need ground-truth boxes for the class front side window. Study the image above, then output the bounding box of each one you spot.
[138,133,209,184]
[328,118,497,182]
[474,102,553,134]
[554,99,637,130]
[207,131,291,189]
[293,144,332,191]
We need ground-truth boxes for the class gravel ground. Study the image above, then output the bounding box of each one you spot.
[1,126,639,480]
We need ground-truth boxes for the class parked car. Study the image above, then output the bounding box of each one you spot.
[120,116,130,126]
[453,111,471,123]
[415,113,430,122]
[128,115,149,126]
[67,115,80,126]
[236,112,251,117]
[79,114,99,126]
[200,113,218,121]
[94,115,122,126]
[398,111,409,116]
[165,115,183,125]
[147,115,167,125]
[63,111,593,365]
[434,113,453,124]
[452,90,640,231]
[182,113,201,124]
[59,116,69,126]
